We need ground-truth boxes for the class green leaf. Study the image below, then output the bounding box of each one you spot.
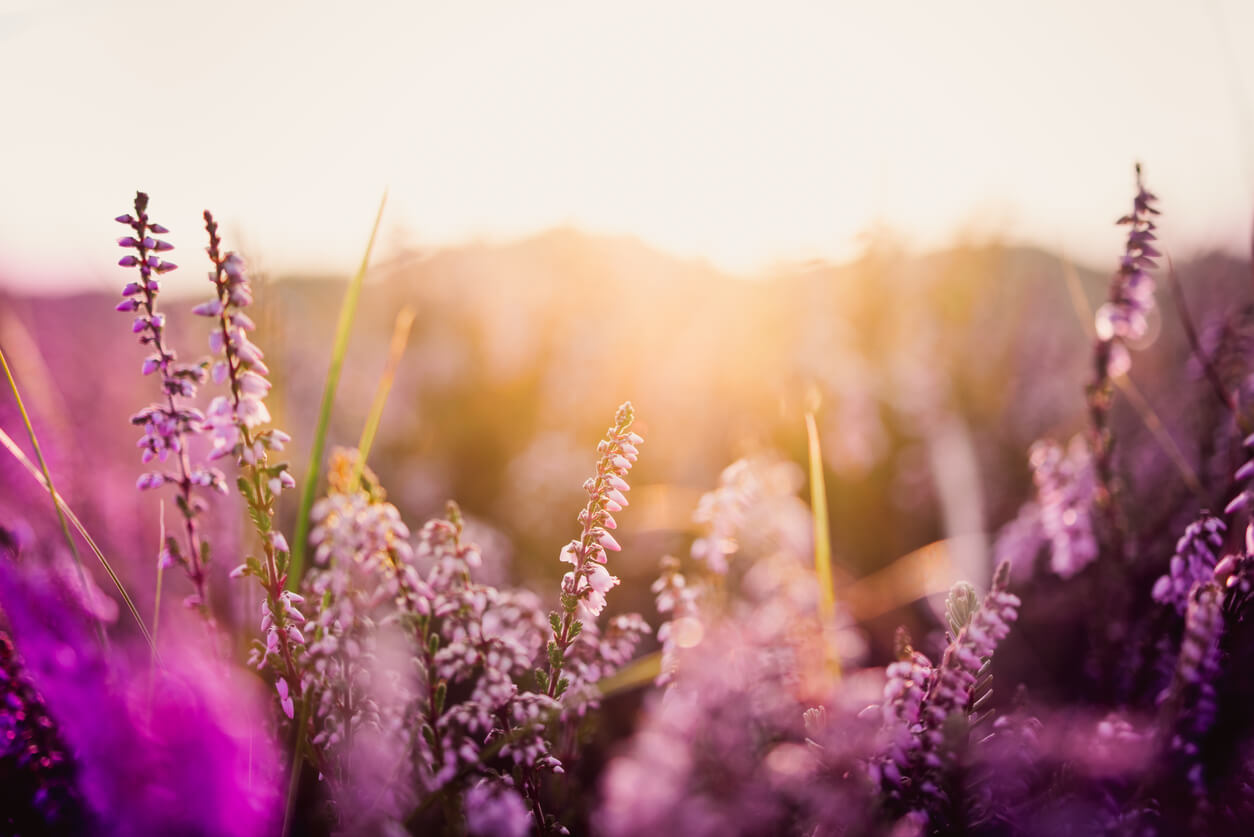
[290,191,388,589]
[433,680,447,716]
[568,620,583,641]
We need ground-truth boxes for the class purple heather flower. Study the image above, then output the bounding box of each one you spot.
[1158,582,1224,815]
[1094,164,1161,368]
[200,212,288,474]
[1223,431,1254,515]
[908,563,1020,811]
[1152,514,1226,614]
[465,781,533,837]
[116,191,221,613]
[868,628,933,796]
[1029,436,1098,579]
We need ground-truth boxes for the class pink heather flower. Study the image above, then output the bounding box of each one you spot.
[544,403,644,702]
[465,781,532,837]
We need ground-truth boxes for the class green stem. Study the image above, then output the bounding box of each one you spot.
[282,691,312,837]
[290,191,388,588]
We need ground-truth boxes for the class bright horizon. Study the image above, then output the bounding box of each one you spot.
[2,0,1253,294]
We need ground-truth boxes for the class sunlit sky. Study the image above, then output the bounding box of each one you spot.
[2,0,1253,292]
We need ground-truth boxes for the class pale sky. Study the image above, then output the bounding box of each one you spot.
[1,0,1252,293]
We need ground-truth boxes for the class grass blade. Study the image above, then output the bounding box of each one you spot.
[805,412,837,623]
[290,191,388,587]
[1,342,109,652]
[0,426,155,655]
[353,305,415,485]
[152,500,166,669]
[596,651,662,698]
[805,410,840,679]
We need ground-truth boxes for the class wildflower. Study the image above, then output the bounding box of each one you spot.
[544,402,642,701]
[116,191,220,614]
[1158,582,1224,821]
[199,214,289,473]
[1029,437,1098,579]
[1094,164,1161,370]
[1152,514,1226,614]
[651,554,701,685]
[910,562,1021,814]
[465,780,532,837]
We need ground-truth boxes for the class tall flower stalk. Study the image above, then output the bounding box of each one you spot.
[542,402,642,701]
[199,213,307,737]
[1087,165,1160,548]
[116,191,223,618]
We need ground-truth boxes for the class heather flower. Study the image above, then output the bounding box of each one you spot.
[1029,436,1098,579]
[544,402,642,702]
[303,450,418,825]
[1152,513,1226,614]
[651,554,702,685]
[465,780,532,837]
[1224,430,1254,516]
[1157,582,1224,823]
[199,212,291,473]
[867,628,933,797]
[0,622,87,834]
[117,191,223,613]
[689,455,809,574]
[1094,164,1161,371]
[893,562,1021,820]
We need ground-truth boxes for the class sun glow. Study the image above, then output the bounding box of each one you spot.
[1,0,1252,290]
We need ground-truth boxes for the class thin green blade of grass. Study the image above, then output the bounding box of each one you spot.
[0,426,156,655]
[353,305,415,486]
[290,191,388,588]
[805,410,841,680]
[805,413,837,621]
[152,500,166,670]
[1,343,109,652]
[596,650,662,698]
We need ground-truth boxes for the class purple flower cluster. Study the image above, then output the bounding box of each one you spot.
[1152,513,1226,613]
